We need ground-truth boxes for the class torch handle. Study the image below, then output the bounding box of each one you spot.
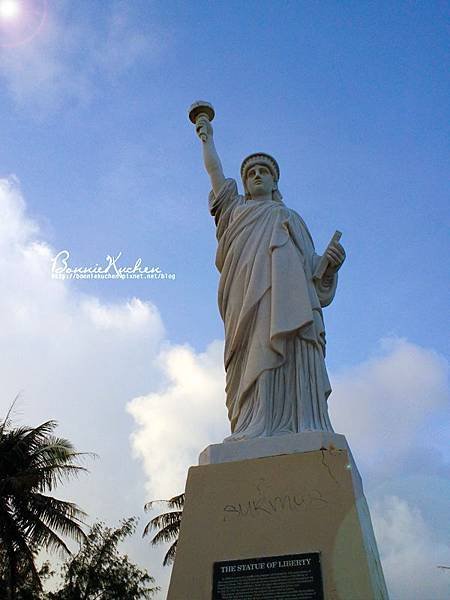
[194,112,210,142]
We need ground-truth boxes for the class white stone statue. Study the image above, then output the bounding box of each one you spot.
[190,102,346,441]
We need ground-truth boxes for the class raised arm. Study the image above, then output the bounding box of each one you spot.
[195,115,226,196]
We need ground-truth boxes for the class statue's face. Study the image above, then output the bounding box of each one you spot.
[246,164,275,199]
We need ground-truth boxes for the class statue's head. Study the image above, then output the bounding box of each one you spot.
[241,153,283,202]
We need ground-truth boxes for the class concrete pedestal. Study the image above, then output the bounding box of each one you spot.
[168,435,388,599]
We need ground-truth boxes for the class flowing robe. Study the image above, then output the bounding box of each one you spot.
[209,179,338,440]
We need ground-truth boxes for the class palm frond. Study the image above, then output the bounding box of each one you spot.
[143,509,182,537]
[163,540,178,566]
[144,492,185,512]
[0,504,43,589]
[143,493,184,567]
[0,415,92,594]
[0,396,20,437]
[27,493,87,531]
[150,520,180,546]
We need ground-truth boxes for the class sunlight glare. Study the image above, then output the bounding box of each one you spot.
[0,0,21,20]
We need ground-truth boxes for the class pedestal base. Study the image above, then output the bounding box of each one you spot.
[168,438,388,599]
[199,431,351,465]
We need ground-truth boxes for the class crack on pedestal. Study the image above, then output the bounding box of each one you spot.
[320,447,340,485]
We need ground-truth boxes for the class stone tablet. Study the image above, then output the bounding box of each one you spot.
[212,552,323,600]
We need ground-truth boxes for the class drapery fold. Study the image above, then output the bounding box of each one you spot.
[209,179,337,439]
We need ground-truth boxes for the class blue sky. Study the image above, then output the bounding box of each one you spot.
[0,1,449,598]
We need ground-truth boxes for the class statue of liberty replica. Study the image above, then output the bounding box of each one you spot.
[194,102,345,441]
[167,102,389,600]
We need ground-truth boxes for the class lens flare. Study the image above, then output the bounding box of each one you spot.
[0,0,21,20]
[0,0,47,47]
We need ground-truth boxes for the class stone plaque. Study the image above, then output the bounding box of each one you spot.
[212,552,324,599]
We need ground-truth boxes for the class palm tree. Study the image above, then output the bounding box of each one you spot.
[0,407,90,599]
[143,493,184,566]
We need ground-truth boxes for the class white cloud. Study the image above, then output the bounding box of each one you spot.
[328,339,449,598]
[329,338,449,473]
[94,3,165,76]
[372,496,450,600]
[0,176,37,244]
[0,175,166,524]
[127,340,228,498]
[0,1,167,113]
[128,335,449,498]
